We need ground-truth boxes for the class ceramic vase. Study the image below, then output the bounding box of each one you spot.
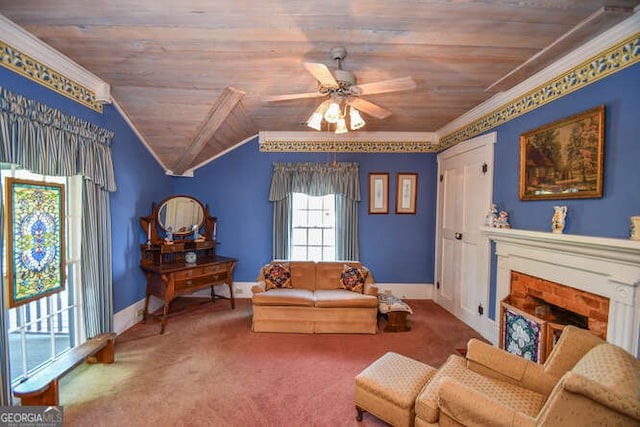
[552,206,567,234]
[631,216,640,241]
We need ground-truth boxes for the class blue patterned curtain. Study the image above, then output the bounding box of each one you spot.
[0,87,116,404]
[269,162,360,260]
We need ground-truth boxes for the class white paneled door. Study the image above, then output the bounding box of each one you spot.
[435,133,495,335]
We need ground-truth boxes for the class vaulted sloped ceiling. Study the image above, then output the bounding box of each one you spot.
[0,1,637,175]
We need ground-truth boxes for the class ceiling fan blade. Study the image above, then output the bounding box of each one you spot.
[354,76,417,96]
[262,92,325,102]
[348,98,392,120]
[303,62,339,87]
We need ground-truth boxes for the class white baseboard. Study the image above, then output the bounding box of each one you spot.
[113,297,163,335]
[485,318,500,346]
[375,283,434,299]
[113,282,433,334]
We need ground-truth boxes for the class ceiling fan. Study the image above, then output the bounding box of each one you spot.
[264,47,417,132]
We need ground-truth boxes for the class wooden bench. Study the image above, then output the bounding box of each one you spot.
[13,332,116,406]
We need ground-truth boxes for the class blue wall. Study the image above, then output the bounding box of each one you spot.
[0,67,172,312]
[174,143,438,283]
[107,111,172,312]
[487,62,640,318]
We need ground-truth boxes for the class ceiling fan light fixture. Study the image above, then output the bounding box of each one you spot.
[335,117,348,134]
[306,112,323,131]
[324,101,341,124]
[349,107,365,130]
[307,100,331,130]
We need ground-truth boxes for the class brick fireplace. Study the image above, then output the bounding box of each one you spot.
[485,228,640,357]
[509,271,609,339]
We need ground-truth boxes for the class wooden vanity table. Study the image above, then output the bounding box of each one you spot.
[139,195,237,334]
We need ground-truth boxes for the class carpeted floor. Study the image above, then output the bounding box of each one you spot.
[60,298,484,426]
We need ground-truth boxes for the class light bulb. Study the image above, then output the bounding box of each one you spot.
[335,117,348,134]
[307,112,323,131]
[324,102,341,124]
[350,107,365,130]
[307,100,331,131]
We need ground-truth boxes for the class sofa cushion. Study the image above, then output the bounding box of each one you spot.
[252,288,315,307]
[415,354,546,423]
[289,261,317,290]
[314,289,378,308]
[563,343,640,420]
[339,264,367,293]
[316,261,362,290]
[263,262,292,290]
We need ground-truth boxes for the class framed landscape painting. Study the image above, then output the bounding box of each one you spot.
[5,178,66,308]
[519,105,605,200]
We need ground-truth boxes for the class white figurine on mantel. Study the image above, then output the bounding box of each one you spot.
[552,206,567,234]
[485,204,498,226]
[630,216,640,241]
[494,211,510,228]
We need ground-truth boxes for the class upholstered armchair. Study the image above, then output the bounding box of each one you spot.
[414,325,640,426]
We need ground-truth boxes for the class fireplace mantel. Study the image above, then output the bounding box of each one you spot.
[484,227,640,356]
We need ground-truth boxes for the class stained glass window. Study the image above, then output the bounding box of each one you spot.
[6,178,65,307]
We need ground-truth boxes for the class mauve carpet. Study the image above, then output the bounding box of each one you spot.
[60,298,483,426]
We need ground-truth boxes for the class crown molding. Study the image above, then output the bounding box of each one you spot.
[0,14,111,110]
[258,131,439,153]
[437,10,640,146]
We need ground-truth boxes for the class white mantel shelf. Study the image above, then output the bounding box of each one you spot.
[483,227,640,356]
[483,227,640,266]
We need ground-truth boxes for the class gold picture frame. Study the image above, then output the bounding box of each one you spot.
[396,173,418,214]
[5,178,66,308]
[519,105,605,200]
[368,173,389,214]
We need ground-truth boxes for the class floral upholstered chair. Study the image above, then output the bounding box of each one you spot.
[414,325,640,426]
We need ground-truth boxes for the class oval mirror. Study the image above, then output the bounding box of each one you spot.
[156,195,205,236]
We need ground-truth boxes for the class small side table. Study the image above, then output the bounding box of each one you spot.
[378,293,413,332]
[386,311,410,332]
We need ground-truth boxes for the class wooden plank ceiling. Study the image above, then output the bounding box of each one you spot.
[0,1,637,175]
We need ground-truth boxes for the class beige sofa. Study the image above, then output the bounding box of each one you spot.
[251,261,379,334]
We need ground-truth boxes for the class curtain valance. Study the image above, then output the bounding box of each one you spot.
[269,162,360,202]
[0,87,116,191]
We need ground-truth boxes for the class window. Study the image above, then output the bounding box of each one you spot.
[290,193,335,261]
[1,165,84,386]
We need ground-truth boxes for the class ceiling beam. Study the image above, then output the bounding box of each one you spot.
[171,87,245,175]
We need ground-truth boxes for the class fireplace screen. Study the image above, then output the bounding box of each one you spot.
[501,302,547,363]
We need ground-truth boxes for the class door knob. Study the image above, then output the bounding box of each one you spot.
[455,232,462,240]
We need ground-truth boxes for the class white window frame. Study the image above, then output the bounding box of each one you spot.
[2,165,84,387]
[290,193,336,262]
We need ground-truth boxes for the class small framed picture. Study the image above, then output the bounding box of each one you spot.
[368,173,389,214]
[396,173,418,214]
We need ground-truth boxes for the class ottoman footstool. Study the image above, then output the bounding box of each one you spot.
[355,352,437,426]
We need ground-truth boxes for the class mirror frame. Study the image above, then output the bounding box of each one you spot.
[156,195,206,236]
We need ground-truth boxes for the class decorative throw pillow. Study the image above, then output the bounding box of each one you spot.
[339,264,367,293]
[264,263,292,290]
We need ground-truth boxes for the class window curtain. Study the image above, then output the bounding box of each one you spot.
[269,162,360,260]
[0,87,116,405]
